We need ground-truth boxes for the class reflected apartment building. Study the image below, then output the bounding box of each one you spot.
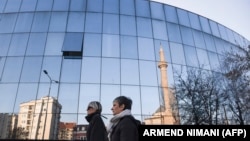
[0,0,249,140]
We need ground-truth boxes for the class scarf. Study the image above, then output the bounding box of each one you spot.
[107,109,131,139]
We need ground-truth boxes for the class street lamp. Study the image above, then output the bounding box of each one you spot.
[42,70,59,139]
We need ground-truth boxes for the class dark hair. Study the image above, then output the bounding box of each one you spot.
[87,101,102,113]
[113,96,132,110]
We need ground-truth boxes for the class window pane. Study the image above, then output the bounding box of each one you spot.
[208,51,221,72]
[139,61,158,86]
[193,30,206,49]
[26,33,46,56]
[8,33,29,56]
[36,0,53,11]
[167,23,181,43]
[67,12,85,32]
[0,84,18,113]
[150,2,165,20]
[14,13,34,32]
[204,33,216,52]
[103,14,119,34]
[45,33,65,55]
[209,20,220,37]
[101,58,120,84]
[0,34,11,56]
[196,48,211,70]
[104,0,118,14]
[70,0,86,11]
[137,17,153,38]
[200,16,211,34]
[20,0,37,12]
[0,0,7,12]
[121,59,139,85]
[53,0,69,11]
[170,42,186,65]
[177,9,190,27]
[183,45,199,67]
[120,15,136,36]
[4,0,21,13]
[31,12,51,32]
[164,5,178,23]
[188,13,201,30]
[62,33,83,52]
[180,26,194,46]
[1,57,24,82]
[152,20,168,40]
[138,37,155,61]
[102,34,119,58]
[154,40,171,63]
[87,0,103,12]
[40,57,61,82]
[20,57,43,82]
[0,13,17,33]
[121,36,138,59]
[85,13,102,33]
[83,33,101,57]
[81,57,101,83]
[49,12,67,32]
[120,0,135,16]
[141,86,160,115]
[61,59,81,83]
[135,0,150,17]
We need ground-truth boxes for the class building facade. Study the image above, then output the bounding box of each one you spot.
[0,0,249,140]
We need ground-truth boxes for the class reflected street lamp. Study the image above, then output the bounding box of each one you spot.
[42,70,59,140]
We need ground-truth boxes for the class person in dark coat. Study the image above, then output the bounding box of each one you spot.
[85,101,108,141]
[107,96,139,141]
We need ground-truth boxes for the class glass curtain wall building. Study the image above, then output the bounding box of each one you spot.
[0,0,249,139]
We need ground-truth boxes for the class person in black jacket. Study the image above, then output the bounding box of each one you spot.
[85,101,108,141]
[107,96,140,141]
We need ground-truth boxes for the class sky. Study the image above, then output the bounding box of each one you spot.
[152,0,250,41]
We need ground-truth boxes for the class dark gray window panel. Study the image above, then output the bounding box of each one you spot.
[120,36,138,59]
[169,42,186,65]
[104,0,119,14]
[26,33,47,56]
[8,33,29,56]
[49,12,67,32]
[85,12,102,33]
[20,57,43,82]
[45,33,65,56]
[177,9,190,27]
[83,33,101,57]
[180,26,194,46]
[36,0,53,11]
[53,0,69,11]
[138,37,155,61]
[121,59,139,85]
[183,45,199,68]
[87,0,103,12]
[150,2,165,20]
[60,59,81,83]
[0,34,11,56]
[135,0,150,18]
[120,0,135,16]
[188,12,201,30]
[101,58,120,84]
[102,34,119,58]
[120,15,136,36]
[164,5,178,24]
[152,20,168,40]
[193,30,206,49]
[139,60,158,86]
[81,57,101,83]
[167,22,181,43]
[70,0,86,11]
[4,0,21,13]
[209,20,221,37]
[20,0,37,12]
[14,13,34,32]
[1,57,24,82]
[136,17,153,38]
[196,48,211,70]
[0,13,17,33]
[200,16,211,34]
[62,33,83,58]
[67,12,85,32]
[204,33,217,52]
[103,13,119,34]
[31,12,51,32]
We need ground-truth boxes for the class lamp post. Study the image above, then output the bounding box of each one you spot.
[42,70,59,140]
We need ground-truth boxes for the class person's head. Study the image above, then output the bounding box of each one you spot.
[111,96,132,115]
[87,101,102,115]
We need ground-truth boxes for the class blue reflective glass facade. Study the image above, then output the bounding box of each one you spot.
[0,0,249,140]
